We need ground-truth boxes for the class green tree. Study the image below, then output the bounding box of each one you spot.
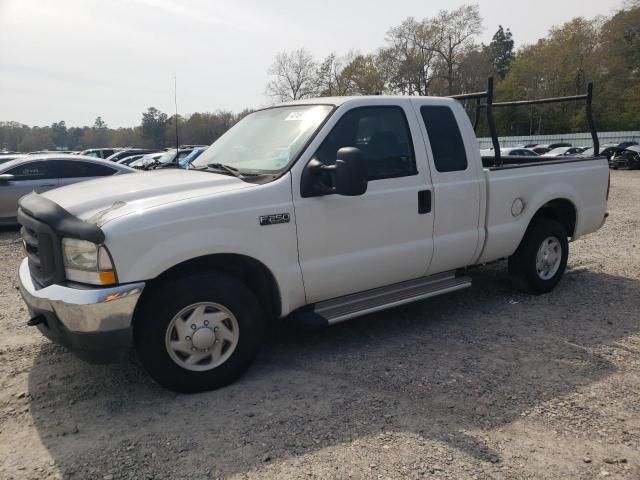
[93,116,107,129]
[141,107,168,148]
[486,25,515,80]
[341,54,386,95]
[51,120,68,149]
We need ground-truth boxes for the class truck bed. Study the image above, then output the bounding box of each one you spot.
[476,155,609,265]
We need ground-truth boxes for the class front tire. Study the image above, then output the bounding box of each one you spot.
[508,218,569,294]
[134,272,266,393]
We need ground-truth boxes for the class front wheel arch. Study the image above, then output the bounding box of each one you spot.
[134,253,282,326]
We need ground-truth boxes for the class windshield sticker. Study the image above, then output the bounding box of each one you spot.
[285,111,305,121]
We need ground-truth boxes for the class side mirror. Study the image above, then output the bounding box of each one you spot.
[0,174,15,184]
[334,147,368,196]
[300,147,368,198]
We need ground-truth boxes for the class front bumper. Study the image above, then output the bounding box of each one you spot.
[17,258,145,363]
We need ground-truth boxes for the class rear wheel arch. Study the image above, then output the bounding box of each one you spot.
[526,198,577,241]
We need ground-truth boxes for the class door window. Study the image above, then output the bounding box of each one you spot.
[49,160,116,178]
[314,106,417,181]
[5,161,51,180]
[420,106,468,172]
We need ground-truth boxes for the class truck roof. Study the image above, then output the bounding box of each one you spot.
[280,95,458,107]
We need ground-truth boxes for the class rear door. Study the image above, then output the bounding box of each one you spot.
[412,100,484,274]
[0,161,57,221]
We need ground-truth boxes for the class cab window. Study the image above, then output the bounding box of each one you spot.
[420,106,468,172]
[314,106,417,181]
[6,161,51,180]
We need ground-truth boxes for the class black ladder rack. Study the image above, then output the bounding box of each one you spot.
[448,77,599,166]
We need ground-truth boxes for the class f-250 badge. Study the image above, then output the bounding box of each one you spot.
[259,213,290,226]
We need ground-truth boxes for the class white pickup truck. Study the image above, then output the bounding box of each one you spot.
[17,84,609,392]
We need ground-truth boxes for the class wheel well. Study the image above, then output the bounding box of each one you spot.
[532,199,577,238]
[146,254,281,320]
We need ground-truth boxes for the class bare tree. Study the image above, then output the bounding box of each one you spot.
[266,49,318,102]
[315,52,356,96]
[431,4,483,95]
[380,17,440,95]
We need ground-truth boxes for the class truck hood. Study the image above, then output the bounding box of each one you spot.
[42,169,254,226]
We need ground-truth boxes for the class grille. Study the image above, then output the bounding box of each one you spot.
[18,211,64,290]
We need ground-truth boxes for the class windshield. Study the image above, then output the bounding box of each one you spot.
[192,105,333,173]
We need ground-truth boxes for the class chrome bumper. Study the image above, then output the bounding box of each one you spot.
[18,258,145,333]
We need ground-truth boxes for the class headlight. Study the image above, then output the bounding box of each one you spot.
[61,238,117,285]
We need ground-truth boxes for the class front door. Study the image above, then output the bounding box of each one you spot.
[292,103,435,304]
[0,161,58,222]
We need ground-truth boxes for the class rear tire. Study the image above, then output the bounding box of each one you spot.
[134,272,266,393]
[508,218,569,295]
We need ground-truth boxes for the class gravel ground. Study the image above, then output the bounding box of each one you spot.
[0,171,639,480]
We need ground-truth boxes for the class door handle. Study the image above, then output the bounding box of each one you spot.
[40,183,56,187]
[418,190,431,214]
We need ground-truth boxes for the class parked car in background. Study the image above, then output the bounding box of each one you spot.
[27,151,64,155]
[480,147,540,157]
[105,149,160,163]
[116,154,146,166]
[130,148,195,170]
[0,154,135,225]
[581,143,629,161]
[531,146,551,155]
[79,148,122,159]
[547,142,572,149]
[180,147,208,168]
[127,152,164,169]
[0,154,25,165]
[543,147,586,157]
[178,144,208,149]
[609,145,640,169]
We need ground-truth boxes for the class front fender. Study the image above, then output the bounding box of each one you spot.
[103,175,306,315]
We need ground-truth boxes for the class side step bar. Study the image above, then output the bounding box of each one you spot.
[302,271,471,326]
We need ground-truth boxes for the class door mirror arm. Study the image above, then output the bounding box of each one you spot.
[300,159,335,197]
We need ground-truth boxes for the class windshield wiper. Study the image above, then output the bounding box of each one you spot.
[205,163,261,177]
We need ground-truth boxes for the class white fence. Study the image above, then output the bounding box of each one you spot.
[477,131,640,149]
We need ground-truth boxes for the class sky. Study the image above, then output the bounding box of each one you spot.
[0,0,626,128]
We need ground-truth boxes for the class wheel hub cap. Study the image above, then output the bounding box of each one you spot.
[535,237,562,280]
[191,327,216,350]
[164,302,240,372]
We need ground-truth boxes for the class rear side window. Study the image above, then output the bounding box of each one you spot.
[5,161,51,180]
[49,160,116,178]
[420,106,468,172]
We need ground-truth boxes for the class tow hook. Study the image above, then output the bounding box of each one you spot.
[27,315,46,327]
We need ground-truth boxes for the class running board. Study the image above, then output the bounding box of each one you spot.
[308,271,472,325]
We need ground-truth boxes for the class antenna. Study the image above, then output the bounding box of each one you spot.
[174,75,179,167]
